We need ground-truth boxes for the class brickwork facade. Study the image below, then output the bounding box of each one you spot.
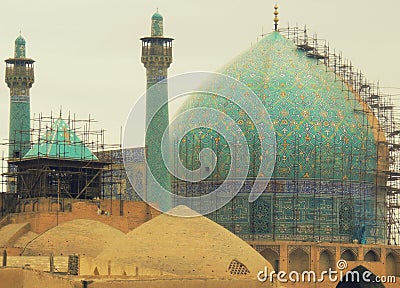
[5,198,159,234]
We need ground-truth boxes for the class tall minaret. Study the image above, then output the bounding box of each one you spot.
[5,34,35,159]
[141,10,173,211]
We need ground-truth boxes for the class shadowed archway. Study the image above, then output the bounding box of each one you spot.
[288,248,309,273]
[320,249,335,273]
[364,250,379,262]
[386,252,400,277]
[341,249,357,261]
[260,248,279,272]
[336,266,386,288]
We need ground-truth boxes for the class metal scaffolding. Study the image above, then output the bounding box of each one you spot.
[279,26,400,245]
[1,113,121,201]
[170,25,400,245]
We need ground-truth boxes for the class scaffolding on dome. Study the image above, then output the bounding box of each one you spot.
[277,25,400,245]
[1,113,123,202]
[170,25,400,245]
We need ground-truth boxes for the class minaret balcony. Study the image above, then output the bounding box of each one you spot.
[5,67,34,80]
[141,46,172,58]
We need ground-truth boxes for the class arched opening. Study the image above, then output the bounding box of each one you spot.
[341,249,356,261]
[386,252,400,277]
[64,202,72,212]
[289,248,309,273]
[364,250,379,262]
[320,250,335,273]
[23,202,31,213]
[260,248,279,272]
[32,201,39,212]
[16,203,21,213]
[50,202,61,212]
[336,266,386,288]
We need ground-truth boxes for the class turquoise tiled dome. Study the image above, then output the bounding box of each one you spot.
[177,31,379,183]
[24,118,98,161]
[151,11,163,21]
[15,35,26,45]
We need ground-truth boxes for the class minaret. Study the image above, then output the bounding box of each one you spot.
[5,34,35,159]
[141,10,173,88]
[141,10,173,211]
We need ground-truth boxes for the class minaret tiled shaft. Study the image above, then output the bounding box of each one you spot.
[5,35,35,159]
[141,11,173,211]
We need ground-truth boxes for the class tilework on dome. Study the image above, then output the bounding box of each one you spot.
[24,118,97,160]
[171,31,385,243]
[177,31,377,183]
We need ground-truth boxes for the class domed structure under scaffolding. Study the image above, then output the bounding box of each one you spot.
[174,25,388,245]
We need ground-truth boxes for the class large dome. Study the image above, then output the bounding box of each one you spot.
[22,219,125,257]
[177,31,381,183]
[173,31,387,243]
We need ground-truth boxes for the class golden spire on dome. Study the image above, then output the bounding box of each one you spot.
[273,4,279,31]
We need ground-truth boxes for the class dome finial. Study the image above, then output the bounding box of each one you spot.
[273,3,279,31]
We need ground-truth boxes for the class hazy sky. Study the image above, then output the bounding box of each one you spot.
[0,0,399,155]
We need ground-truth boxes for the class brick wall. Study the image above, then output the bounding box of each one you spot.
[9,198,160,234]
[0,256,69,273]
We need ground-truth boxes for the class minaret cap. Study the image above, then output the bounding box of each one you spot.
[152,9,163,21]
[273,4,279,31]
[151,9,164,37]
[14,33,26,58]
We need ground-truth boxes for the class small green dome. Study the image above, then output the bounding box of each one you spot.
[15,35,26,45]
[152,11,163,21]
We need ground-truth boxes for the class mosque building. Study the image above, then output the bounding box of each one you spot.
[0,5,399,288]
